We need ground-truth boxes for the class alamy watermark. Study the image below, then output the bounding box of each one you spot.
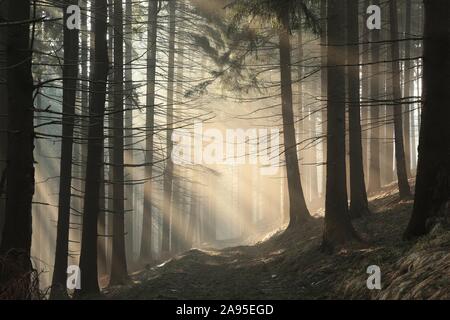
[366,5,381,30]
[171,122,280,176]
[366,265,382,290]
[66,5,81,30]
[66,265,81,290]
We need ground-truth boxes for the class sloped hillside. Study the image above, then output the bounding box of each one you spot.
[104,183,450,300]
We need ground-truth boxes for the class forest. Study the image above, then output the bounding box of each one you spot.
[0,0,449,301]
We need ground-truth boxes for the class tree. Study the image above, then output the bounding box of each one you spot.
[172,0,187,254]
[389,0,411,199]
[110,0,129,285]
[0,0,34,259]
[383,15,394,186]
[227,0,315,229]
[0,0,8,245]
[404,0,450,240]
[0,0,35,299]
[76,0,109,296]
[322,0,358,250]
[347,0,369,218]
[367,0,381,193]
[50,0,80,299]
[161,0,176,254]
[360,0,370,181]
[278,4,311,229]
[402,0,412,177]
[77,0,89,220]
[124,0,134,263]
[186,169,199,248]
[140,0,159,263]
[319,0,327,201]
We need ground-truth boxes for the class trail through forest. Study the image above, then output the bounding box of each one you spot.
[104,182,450,300]
[1,0,449,302]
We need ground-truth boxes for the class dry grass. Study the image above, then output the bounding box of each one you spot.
[0,249,44,300]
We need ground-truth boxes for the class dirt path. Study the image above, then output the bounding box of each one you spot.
[104,183,450,300]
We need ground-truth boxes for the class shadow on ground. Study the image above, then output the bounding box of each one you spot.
[103,181,450,300]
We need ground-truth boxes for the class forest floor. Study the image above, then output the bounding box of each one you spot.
[103,181,450,300]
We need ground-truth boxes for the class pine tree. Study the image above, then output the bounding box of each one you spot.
[278,4,311,229]
[389,0,411,199]
[368,0,381,193]
[76,0,109,296]
[404,0,450,240]
[140,0,159,263]
[110,0,129,285]
[51,0,80,299]
[322,0,359,250]
[347,0,369,218]
[0,0,35,259]
[0,0,8,245]
[162,0,176,254]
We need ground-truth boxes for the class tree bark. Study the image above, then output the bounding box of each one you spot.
[389,0,411,199]
[110,0,129,286]
[171,0,186,254]
[368,0,381,193]
[402,0,412,178]
[0,0,8,245]
[347,0,369,218]
[361,0,370,184]
[383,25,394,186]
[322,0,358,250]
[140,0,158,263]
[76,0,109,296]
[50,1,80,299]
[0,0,34,257]
[278,5,311,230]
[124,0,134,263]
[320,0,327,201]
[381,12,394,186]
[0,0,34,299]
[161,0,176,254]
[404,0,450,239]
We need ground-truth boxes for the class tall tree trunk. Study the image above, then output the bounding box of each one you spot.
[404,0,449,239]
[124,0,134,263]
[110,0,129,285]
[98,149,107,277]
[104,0,114,276]
[361,0,370,184]
[322,0,358,250]
[95,0,113,282]
[389,0,411,199]
[140,0,158,263]
[320,0,327,201]
[162,0,176,254]
[383,18,394,186]
[0,0,34,300]
[50,1,80,299]
[296,25,305,199]
[415,3,424,172]
[172,0,185,254]
[76,0,109,296]
[368,0,381,193]
[186,170,198,249]
[77,0,88,231]
[347,0,369,218]
[403,0,412,177]
[278,5,310,230]
[0,0,34,257]
[0,0,8,245]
